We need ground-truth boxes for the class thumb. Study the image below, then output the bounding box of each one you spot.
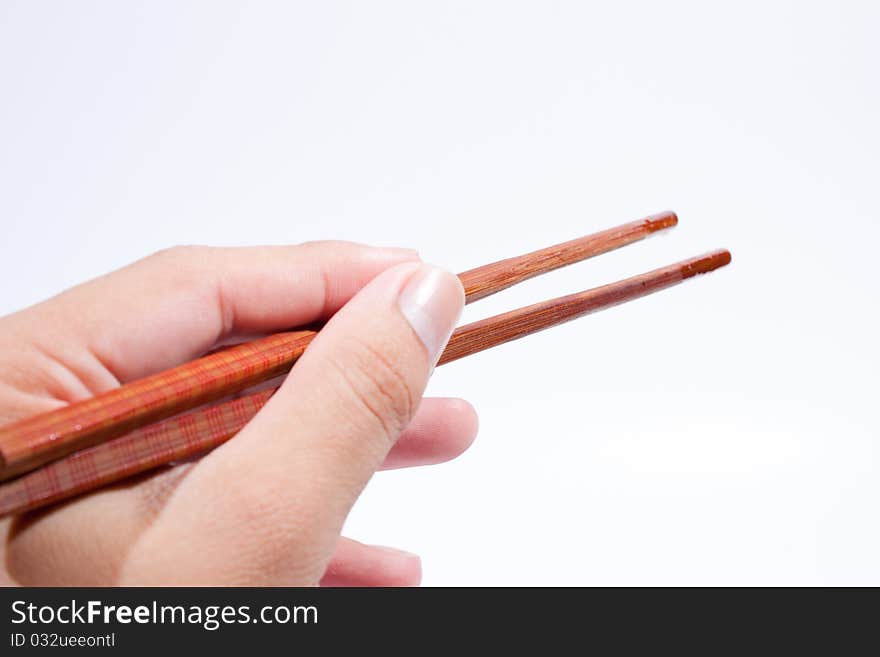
[123,262,463,585]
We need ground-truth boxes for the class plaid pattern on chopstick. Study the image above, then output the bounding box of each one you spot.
[0,390,274,516]
[0,331,317,480]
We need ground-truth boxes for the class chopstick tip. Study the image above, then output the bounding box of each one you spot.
[681,249,731,278]
[644,210,678,233]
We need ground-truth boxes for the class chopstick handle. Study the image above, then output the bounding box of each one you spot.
[0,331,316,480]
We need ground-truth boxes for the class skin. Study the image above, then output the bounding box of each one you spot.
[0,242,477,586]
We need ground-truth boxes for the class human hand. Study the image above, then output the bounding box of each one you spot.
[0,242,476,585]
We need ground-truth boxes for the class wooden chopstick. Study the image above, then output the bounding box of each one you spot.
[438,248,731,365]
[0,248,730,518]
[458,210,677,301]
[0,212,677,482]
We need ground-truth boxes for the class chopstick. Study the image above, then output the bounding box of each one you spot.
[0,248,730,517]
[438,248,731,365]
[0,211,678,482]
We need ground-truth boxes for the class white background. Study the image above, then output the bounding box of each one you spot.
[1,1,877,585]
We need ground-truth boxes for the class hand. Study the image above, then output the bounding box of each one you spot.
[0,242,475,585]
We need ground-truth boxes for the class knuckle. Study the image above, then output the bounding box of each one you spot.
[146,245,211,273]
[144,245,213,283]
[329,337,415,442]
[149,244,204,262]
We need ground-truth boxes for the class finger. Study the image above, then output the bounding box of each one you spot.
[319,538,421,587]
[7,242,418,382]
[122,262,464,585]
[381,397,478,470]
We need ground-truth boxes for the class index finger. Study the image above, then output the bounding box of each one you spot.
[5,242,418,383]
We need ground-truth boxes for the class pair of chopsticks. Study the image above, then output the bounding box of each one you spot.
[0,212,730,517]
